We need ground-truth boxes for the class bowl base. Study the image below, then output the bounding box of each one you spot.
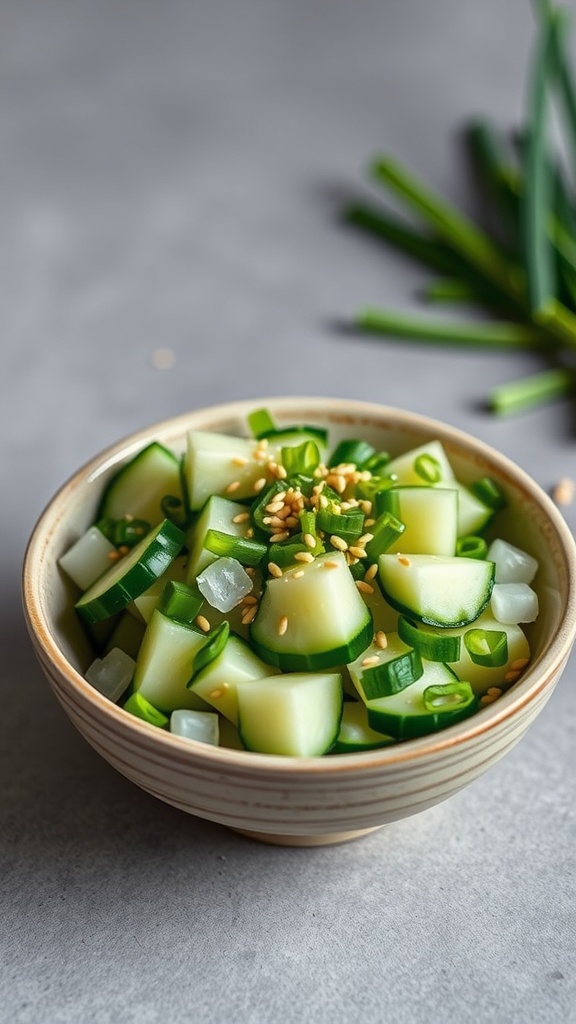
[229,825,383,847]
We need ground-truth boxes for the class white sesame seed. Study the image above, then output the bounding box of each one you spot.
[268,562,283,578]
[196,615,211,633]
[225,480,241,494]
[292,570,305,578]
[356,580,374,594]
[361,655,380,667]
[232,511,250,524]
[330,535,348,551]
[365,563,378,582]
[349,546,367,559]
[397,554,411,567]
[270,531,290,542]
[374,630,387,649]
[323,560,339,569]
[294,551,314,563]
[278,615,288,636]
[510,658,529,671]
[253,477,267,492]
[303,533,316,548]
[232,456,248,467]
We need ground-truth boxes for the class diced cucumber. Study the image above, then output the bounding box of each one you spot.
[443,481,493,538]
[250,551,373,671]
[184,431,268,510]
[363,661,478,740]
[185,495,251,584]
[331,701,396,753]
[379,553,494,627]
[132,609,213,712]
[75,520,185,624]
[189,634,276,724]
[377,486,458,555]
[98,442,182,526]
[236,672,343,756]
[397,614,461,662]
[348,632,423,700]
[58,526,117,590]
[384,440,455,485]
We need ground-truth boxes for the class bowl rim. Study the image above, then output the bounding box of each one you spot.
[22,395,576,775]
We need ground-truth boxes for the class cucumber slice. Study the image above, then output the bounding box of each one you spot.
[331,701,396,753]
[250,551,373,671]
[378,553,494,627]
[189,634,276,724]
[98,442,182,526]
[128,553,188,623]
[348,632,423,700]
[364,661,478,740]
[75,520,185,624]
[184,431,268,510]
[236,672,343,756]
[132,608,212,712]
[377,486,458,555]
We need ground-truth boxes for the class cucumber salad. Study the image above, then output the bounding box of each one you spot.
[59,409,539,756]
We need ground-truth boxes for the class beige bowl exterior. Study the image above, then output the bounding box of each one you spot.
[22,397,576,845]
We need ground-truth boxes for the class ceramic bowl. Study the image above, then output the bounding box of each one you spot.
[22,397,576,846]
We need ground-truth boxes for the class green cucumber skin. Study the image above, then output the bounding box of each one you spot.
[367,694,478,741]
[397,615,462,662]
[378,555,495,628]
[75,520,185,624]
[98,442,181,525]
[249,617,374,673]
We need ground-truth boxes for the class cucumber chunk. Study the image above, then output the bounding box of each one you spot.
[98,442,182,526]
[384,440,455,486]
[378,553,494,627]
[75,520,185,624]
[189,634,275,724]
[132,609,212,712]
[236,672,343,756]
[250,551,373,671]
[348,632,423,700]
[185,495,251,584]
[331,701,396,753]
[377,486,458,555]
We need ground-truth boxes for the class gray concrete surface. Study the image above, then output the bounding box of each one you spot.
[2,1,575,1022]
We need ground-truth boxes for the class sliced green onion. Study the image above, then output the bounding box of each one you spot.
[190,621,230,681]
[268,533,324,567]
[298,510,317,537]
[203,529,267,567]
[328,438,377,468]
[157,581,204,626]
[247,407,276,438]
[489,365,576,415]
[96,517,152,548]
[364,511,405,561]
[317,506,365,541]
[354,308,548,347]
[160,494,190,529]
[123,692,169,729]
[281,440,321,476]
[456,535,489,560]
[423,681,475,713]
[362,451,391,474]
[413,453,442,483]
[470,476,507,511]
[358,648,423,700]
[464,628,509,667]
[397,615,461,662]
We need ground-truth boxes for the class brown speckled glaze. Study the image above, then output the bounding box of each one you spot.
[22,398,576,845]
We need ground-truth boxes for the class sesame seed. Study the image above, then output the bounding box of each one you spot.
[356,580,374,594]
[375,631,387,649]
[245,528,254,538]
[362,655,380,667]
[480,694,495,705]
[253,477,267,492]
[209,685,228,699]
[323,560,339,569]
[285,516,299,528]
[349,546,367,559]
[268,562,283,578]
[293,570,305,578]
[330,535,348,551]
[225,480,241,493]
[278,615,288,636]
[196,615,211,633]
[268,515,286,528]
[511,658,529,671]
[232,511,250,523]
[245,566,256,576]
[241,605,258,625]
[365,563,378,582]
[359,500,373,515]
[487,687,502,696]
[232,456,248,467]
[552,476,575,505]
[358,533,374,545]
[241,595,258,605]
[107,550,122,561]
[397,554,411,567]
[270,531,290,542]
[319,494,329,509]
[504,670,521,683]
[294,551,314,563]
[266,501,285,514]
[364,518,376,528]
[303,533,316,548]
